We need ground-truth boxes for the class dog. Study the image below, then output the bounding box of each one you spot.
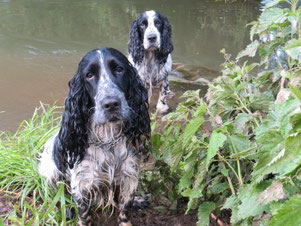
[128,10,174,114]
[38,48,150,226]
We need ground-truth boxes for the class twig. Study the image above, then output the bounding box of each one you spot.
[210,213,227,226]
[0,189,21,197]
[218,153,236,196]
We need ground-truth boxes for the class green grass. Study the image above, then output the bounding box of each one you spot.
[0,103,76,225]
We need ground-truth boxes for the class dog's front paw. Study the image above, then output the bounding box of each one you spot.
[132,196,149,210]
[156,102,171,115]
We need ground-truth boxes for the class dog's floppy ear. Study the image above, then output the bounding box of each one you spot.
[53,70,91,173]
[156,15,173,65]
[123,64,150,154]
[128,20,144,65]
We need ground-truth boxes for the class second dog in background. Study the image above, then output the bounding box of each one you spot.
[128,10,174,114]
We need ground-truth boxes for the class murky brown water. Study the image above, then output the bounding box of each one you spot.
[0,0,262,132]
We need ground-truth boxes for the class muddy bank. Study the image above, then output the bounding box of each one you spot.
[149,63,219,112]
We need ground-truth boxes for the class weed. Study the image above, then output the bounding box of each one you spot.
[0,104,76,225]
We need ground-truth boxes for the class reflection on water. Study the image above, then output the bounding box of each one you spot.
[0,0,261,132]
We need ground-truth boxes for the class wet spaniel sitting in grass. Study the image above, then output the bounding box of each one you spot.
[38,48,150,226]
[128,10,174,114]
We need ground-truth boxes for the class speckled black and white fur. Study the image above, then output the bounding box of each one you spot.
[38,48,150,226]
[128,10,174,114]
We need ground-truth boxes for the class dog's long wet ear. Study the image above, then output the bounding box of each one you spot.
[123,64,150,154]
[53,71,91,173]
[128,20,144,64]
[157,15,173,64]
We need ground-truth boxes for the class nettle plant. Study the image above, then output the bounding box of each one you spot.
[239,0,301,93]
[151,0,301,225]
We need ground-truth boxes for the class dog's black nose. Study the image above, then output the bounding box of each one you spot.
[102,97,121,112]
[147,35,157,42]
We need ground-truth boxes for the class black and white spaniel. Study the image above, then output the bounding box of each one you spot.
[128,10,174,114]
[38,48,150,226]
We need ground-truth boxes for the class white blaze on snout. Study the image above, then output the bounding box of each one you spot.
[144,10,161,50]
[93,50,130,125]
[95,50,112,91]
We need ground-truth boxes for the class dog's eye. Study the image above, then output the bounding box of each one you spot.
[140,20,147,28]
[155,20,161,26]
[86,72,95,80]
[115,66,124,74]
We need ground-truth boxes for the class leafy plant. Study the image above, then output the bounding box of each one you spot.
[0,104,76,225]
[150,0,301,225]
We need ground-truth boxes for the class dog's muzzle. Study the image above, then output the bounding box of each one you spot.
[101,97,122,122]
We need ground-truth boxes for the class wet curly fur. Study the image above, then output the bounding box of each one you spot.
[128,10,174,114]
[38,48,150,226]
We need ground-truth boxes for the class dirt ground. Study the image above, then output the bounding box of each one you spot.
[99,208,198,226]
[1,190,231,226]
[0,191,18,225]
[0,191,232,226]
[0,191,197,225]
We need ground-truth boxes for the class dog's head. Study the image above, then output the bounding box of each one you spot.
[54,48,150,172]
[128,10,173,65]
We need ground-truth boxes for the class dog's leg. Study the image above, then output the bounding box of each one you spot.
[156,79,172,114]
[71,177,93,226]
[74,196,93,226]
[117,155,139,226]
[118,199,133,226]
[118,176,136,226]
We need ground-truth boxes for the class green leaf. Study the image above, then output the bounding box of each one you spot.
[182,116,204,148]
[284,39,301,50]
[164,139,183,170]
[237,40,260,59]
[253,132,301,183]
[284,39,301,61]
[291,112,301,131]
[228,184,269,224]
[185,164,207,213]
[256,70,273,84]
[206,131,227,169]
[290,85,301,101]
[151,133,162,159]
[230,134,251,155]
[257,8,287,33]
[221,168,229,177]
[250,91,274,111]
[252,99,301,182]
[264,0,286,9]
[178,150,198,192]
[166,115,204,170]
[280,133,301,175]
[0,218,4,226]
[256,98,299,137]
[253,129,284,183]
[223,195,239,210]
[270,195,301,226]
[270,201,285,216]
[41,183,65,220]
[257,181,286,204]
[242,62,259,74]
[249,21,259,41]
[208,181,228,195]
[234,113,250,134]
[197,202,216,226]
[186,197,200,213]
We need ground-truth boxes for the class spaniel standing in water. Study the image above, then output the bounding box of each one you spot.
[38,48,150,226]
[128,10,174,114]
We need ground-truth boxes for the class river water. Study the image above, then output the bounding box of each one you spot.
[0,0,262,132]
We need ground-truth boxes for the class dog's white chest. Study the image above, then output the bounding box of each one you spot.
[69,139,139,204]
